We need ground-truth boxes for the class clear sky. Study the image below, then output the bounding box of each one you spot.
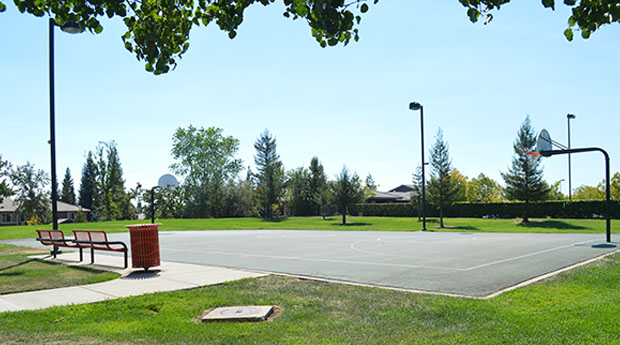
[1,1,619,195]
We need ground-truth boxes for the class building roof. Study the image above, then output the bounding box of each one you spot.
[0,198,90,213]
[365,186,414,203]
[388,184,414,193]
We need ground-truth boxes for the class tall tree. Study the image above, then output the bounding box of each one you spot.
[501,116,549,222]
[60,167,76,205]
[286,167,315,216]
[410,165,424,221]
[331,166,364,225]
[0,155,12,202]
[547,180,566,201]
[8,162,50,224]
[466,173,502,203]
[78,151,97,210]
[309,157,328,218]
[92,141,133,220]
[427,129,459,228]
[171,126,243,218]
[450,169,468,202]
[254,129,285,219]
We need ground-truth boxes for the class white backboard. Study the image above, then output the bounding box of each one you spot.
[158,174,179,188]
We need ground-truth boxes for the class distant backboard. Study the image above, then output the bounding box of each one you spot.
[158,174,179,189]
[536,129,553,156]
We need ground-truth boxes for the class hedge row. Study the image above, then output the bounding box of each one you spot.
[350,200,620,219]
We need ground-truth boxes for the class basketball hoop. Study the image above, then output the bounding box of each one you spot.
[526,151,541,165]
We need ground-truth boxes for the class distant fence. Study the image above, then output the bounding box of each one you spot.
[350,200,620,219]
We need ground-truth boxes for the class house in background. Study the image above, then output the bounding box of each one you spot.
[0,198,91,226]
[365,184,415,203]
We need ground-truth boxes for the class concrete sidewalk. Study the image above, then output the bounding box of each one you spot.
[0,251,267,313]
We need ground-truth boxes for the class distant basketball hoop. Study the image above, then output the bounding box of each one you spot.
[525,151,541,165]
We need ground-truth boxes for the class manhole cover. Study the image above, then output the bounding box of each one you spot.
[201,306,274,322]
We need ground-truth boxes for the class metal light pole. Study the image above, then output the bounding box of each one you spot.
[567,113,576,200]
[49,18,82,230]
[409,102,426,231]
[151,186,160,224]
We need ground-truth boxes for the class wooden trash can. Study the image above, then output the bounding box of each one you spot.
[125,223,161,270]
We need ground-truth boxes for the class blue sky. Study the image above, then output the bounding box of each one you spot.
[1,1,619,195]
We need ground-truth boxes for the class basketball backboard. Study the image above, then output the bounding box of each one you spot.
[536,129,553,156]
[158,174,178,189]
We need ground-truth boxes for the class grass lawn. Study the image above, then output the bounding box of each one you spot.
[0,216,617,241]
[0,245,119,295]
[1,251,619,344]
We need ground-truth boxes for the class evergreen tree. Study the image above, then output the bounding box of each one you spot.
[427,129,459,228]
[60,167,76,205]
[309,157,328,217]
[410,165,424,221]
[78,151,97,210]
[501,116,550,222]
[254,130,285,219]
[92,141,133,220]
[287,167,315,216]
[330,166,364,225]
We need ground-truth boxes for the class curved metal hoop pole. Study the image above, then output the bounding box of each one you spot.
[541,148,611,243]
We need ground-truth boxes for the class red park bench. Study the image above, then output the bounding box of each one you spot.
[36,230,128,269]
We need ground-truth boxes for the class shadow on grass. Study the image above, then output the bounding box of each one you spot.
[260,217,289,223]
[0,272,23,277]
[332,223,372,227]
[517,220,588,230]
[0,258,39,272]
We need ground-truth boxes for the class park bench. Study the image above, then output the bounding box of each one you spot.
[35,229,81,259]
[73,230,128,269]
[35,230,128,269]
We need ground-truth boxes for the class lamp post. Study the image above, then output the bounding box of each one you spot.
[409,102,426,231]
[151,186,160,224]
[49,18,82,230]
[567,114,576,200]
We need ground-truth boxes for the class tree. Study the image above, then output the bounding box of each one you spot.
[547,180,566,200]
[5,0,377,75]
[364,173,377,199]
[6,0,615,76]
[450,169,468,202]
[501,116,549,222]
[78,151,97,210]
[254,129,285,219]
[466,173,502,203]
[410,165,424,221]
[0,155,12,202]
[286,167,315,216]
[427,129,459,228]
[573,185,604,200]
[460,0,620,41]
[92,141,134,220]
[8,162,50,224]
[171,126,243,218]
[60,167,76,205]
[331,166,364,225]
[309,157,329,218]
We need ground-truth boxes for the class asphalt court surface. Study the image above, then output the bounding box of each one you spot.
[6,230,618,297]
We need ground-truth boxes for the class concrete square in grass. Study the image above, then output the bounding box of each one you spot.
[201,305,274,322]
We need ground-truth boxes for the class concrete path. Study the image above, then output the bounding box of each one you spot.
[0,252,266,313]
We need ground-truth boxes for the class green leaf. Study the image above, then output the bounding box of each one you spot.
[228,30,237,39]
[360,3,368,13]
[541,0,555,10]
[563,28,573,41]
[0,2,6,12]
[94,25,103,34]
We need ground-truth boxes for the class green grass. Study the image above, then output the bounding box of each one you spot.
[0,216,617,241]
[0,245,120,295]
[1,251,619,344]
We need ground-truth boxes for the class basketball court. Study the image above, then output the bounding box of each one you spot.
[5,230,618,298]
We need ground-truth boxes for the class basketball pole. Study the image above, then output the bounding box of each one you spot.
[540,147,611,243]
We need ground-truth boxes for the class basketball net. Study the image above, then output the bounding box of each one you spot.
[526,151,541,165]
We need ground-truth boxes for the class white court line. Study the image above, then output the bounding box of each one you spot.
[348,239,488,263]
[464,240,596,271]
[164,246,466,271]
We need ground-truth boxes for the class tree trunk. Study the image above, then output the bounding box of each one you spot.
[342,211,346,225]
[440,207,444,228]
[523,200,529,223]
